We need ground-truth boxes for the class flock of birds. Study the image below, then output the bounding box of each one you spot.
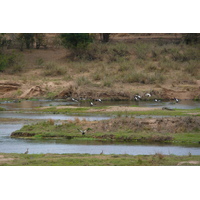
[23,93,180,154]
[71,93,179,106]
[71,97,102,106]
[134,93,179,103]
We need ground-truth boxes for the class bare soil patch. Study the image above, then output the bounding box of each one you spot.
[177,161,200,166]
[0,155,15,163]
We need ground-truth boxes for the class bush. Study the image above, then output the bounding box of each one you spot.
[0,51,23,72]
[43,62,66,76]
[60,33,93,50]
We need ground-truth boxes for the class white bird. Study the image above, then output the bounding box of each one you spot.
[145,93,151,97]
[154,99,161,102]
[174,97,179,103]
[77,129,87,135]
[135,95,141,99]
[72,98,78,102]
[96,99,102,102]
[134,96,139,101]
[90,102,94,106]
[24,148,29,154]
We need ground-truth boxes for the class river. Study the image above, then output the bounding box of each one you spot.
[0,99,200,155]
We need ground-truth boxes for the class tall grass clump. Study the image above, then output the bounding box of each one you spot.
[0,51,24,74]
[43,62,66,76]
[183,61,200,78]
[121,71,165,84]
[76,76,91,86]
[132,41,151,59]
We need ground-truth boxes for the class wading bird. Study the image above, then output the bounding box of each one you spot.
[24,148,29,154]
[72,98,78,102]
[145,93,151,97]
[154,99,161,102]
[174,97,179,103]
[100,150,104,155]
[96,99,102,102]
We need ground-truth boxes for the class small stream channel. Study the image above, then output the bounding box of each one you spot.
[0,99,200,155]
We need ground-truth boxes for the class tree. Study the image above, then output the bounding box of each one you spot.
[60,33,92,50]
[18,33,35,50]
[35,33,46,49]
[100,33,111,43]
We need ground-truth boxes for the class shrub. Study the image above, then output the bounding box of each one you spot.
[0,51,24,73]
[76,76,91,86]
[132,41,151,59]
[60,33,92,52]
[43,62,66,76]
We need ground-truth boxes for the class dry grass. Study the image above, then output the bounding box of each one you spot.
[1,38,200,100]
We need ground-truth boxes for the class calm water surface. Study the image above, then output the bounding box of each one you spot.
[1,99,200,110]
[0,99,200,155]
[0,123,200,155]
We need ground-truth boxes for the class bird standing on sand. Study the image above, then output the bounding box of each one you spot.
[24,148,29,154]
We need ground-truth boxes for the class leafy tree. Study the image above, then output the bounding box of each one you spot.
[35,33,46,49]
[60,33,93,50]
[0,33,6,50]
[18,33,35,50]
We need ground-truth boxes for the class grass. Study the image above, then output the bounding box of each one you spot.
[0,107,6,111]
[1,38,200,101]
[35,106,200,116]
[1,153,200,166]
[11,116,200,145]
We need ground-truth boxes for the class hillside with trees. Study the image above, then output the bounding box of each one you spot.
[0,33,200,100]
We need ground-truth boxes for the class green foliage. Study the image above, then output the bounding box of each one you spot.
[0,107,6,111]
[0,51,18,71]
[60,33,93,50]
[17,33,35,50]
[1,153,200,166]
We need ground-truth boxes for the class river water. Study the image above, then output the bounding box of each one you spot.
[0,99,200,155]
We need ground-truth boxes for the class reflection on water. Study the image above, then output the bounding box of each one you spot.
[0,112,111,121]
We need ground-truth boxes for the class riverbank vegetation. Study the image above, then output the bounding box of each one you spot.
[1,153,200,166]
[35,106,200,116]
[11,116,200,145]
[0,34,200,100]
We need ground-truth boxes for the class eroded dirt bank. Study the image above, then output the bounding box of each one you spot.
[0,80,200,100]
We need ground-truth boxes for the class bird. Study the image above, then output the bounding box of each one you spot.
[96,98,102,102]
[174,97,179,103]
[77,128,87,135]
[72,98,78,102]
[134,97,138,101]
[135,95,141,99]
[154,99,161,102]
[24,148,29,154]
[90,102,94,106]
[145,93,151,97]
[100,150,104,155]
